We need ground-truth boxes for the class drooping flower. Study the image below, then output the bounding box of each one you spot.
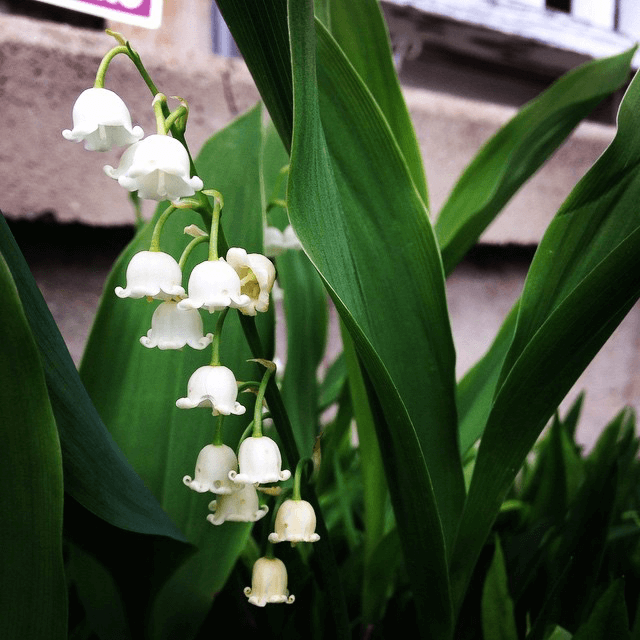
[177,259,251,313]
[183,444,239,494]
[104,134,204,201]
[263,225,302,257]
[140,301,212,350]
[268,499,320,545]
[207,483,269,525]
[229,436,291,485]
[244,557,295,607]
[176,365,246,416]
[226,248,276,316]
[115,251,185,300]
[62,88,144,151]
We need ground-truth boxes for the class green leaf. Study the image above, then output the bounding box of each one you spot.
[572,579,630,640]
[326,0,428,204]
[451,68,640,610]
[436,47,635,275]
[286,4,457,636]
[481,537,518,640]
[0,253,66,640]
[545,627,573,640]
[0,214,186,540]
[80,105,268,639]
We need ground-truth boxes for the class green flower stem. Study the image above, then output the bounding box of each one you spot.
[292,457,313,501]
[178,235,208,270]
[207,191,224,261]
[266,199,288,213]
[237,381,261,394]
[163,106,189,135]
[94,45,129,88]
[212,415,225,447]
[149,204,176,252]
[251,363,275,438]
[210,307,229,367]
[152,94,168,135]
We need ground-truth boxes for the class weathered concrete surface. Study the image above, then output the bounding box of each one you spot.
[0,12,615,243]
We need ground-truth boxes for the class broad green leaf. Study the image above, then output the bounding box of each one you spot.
[286,2,456,636]
[452,224,640,610]
[341,324,390,625]
[326,0,428,204]
[0,254,66,640]
[451,69,640,610]
[481,538,518,640]
[436,48,635,275]
[572,579,630,640]
[545,627,573,640]
[80,105,267,639]
[278,250,328,455]
[0,214,186,541]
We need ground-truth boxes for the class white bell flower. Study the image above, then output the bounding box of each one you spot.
[140,301,212,350]
[115,251,185,300]
[183,444,239,494]
[244,557,295,607]
[263,225,302,257]
[104,134,204,202]
[176,365,246,416]
[268,499,321,545]
[229,436,291,485]
[177,259,251,313]
[206,483,269,525]
[226,248,276,316]
[62,88,144,151]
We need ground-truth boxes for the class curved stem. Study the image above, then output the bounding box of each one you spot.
[252,363,275,438]
[207,191,224,261]
[178,235,208,270]
[149,204,176,252]
[292,457,313,501]
[210,307,229,366]
[94,45,129,88]
[212,415,225,446]
[152,93,168,135]
[164,105,189,134]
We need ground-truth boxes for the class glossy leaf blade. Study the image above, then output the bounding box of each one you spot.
[0,254,66,640]
[0,214,185,541]
[327,0,428,204]
[287,1,454,636]
[435,48,635,275]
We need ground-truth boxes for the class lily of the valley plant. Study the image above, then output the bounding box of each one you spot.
[3,2,640,640]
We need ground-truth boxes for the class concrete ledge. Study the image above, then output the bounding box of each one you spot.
[0,13,615,242]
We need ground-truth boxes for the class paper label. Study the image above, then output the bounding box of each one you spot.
[33,0,163,29]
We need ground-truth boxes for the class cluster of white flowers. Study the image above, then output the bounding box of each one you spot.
[65,75,317,610]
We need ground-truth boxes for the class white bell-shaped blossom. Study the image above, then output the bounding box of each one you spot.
[183,444,239,494]
[244,557,295,607]
[226,248,276,316]
[104,134,204,201]
[229,436,291,485]
[63,88,144,151]
[176,365,246,416]
[206,483,269,525]
[268,499,320,545]
[177,259,251,313]
[115,251,185,300]
[140,301,212,350]
[263,225,302,257]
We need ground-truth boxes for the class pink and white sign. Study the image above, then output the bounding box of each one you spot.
[33,0,163,29]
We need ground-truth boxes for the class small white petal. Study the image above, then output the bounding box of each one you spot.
[229,436,291,485]
[183,444,239,494]
[206,484,269,524]
[244,557,295,607]
[268,499,320,544]
[140,301,212,350]
[176,365,246,416]
[178,259,251,313]
[115,251,185,300]
[104,134,203,202]
[226,248,276,316]
[63,88,143,151]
